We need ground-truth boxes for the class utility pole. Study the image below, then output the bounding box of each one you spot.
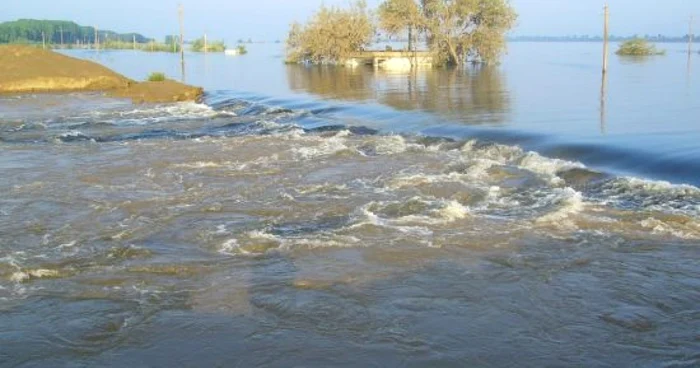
[60,26,64,48]
[689,15,694,55]
[602,3,609,75]
[179,3,186,82]
[94,26,99,51]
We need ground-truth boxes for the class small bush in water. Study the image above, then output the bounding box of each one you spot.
[616,39,665,56]
[147,72,166,82]
[237,45,248,55]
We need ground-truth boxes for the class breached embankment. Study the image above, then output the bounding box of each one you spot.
[0,45,202,103]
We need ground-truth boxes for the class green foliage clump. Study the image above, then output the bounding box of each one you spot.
[616,39,665,56]
[147,72,166,82]
[286,0,375,64]
[191,38,226,52]
[237,45,248,55]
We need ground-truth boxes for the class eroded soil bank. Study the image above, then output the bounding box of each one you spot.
[0,45,202,103]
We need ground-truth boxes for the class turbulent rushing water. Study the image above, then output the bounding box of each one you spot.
[1,44,700,366]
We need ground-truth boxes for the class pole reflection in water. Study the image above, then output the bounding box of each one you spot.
[600,69,608,135]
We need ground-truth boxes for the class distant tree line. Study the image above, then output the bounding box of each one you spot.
[0,19,151,45]
[509,34,697,43]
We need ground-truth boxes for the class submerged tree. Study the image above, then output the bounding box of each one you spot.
[422,0,517,65]
[616,39,665,56]
[378,0,424,52]
[286,1,375,64]
[287,0,516,66]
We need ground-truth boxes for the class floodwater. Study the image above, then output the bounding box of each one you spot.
[0,43,699,367]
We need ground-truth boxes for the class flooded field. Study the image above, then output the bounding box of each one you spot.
[1,43,699,366]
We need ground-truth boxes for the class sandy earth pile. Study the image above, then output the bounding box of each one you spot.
[0,45,202,103]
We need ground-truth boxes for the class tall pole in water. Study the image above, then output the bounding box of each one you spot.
[94,26,99,52]
[689,16,694,55]
[179,3,186,82]
[133,34,136,50]
[42,31,46,49]
[602,3,609,75]
[60,26,64,48]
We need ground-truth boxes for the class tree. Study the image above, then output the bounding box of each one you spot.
[422,0,517,65]
[286,1,375,64]
[378,0,424,52]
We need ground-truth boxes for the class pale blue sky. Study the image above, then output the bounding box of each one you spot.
[1,0,697,41]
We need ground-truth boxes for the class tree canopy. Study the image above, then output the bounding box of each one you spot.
[424,0,517,64]
[286,1,375,64]
[377,0,517,65]
[378,0,424,51]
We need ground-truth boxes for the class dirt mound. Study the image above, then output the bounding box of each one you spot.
[0,45,202,103]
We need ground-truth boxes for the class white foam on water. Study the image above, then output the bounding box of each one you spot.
[292,135,354,160]
[280,235,362,251]
[58,131,90,138]
[219,238,241,255]
[358,198,469,229]
[461,140,523,164]
[639,217,700,240]
[57,241,77,250]
[10,269,60,283]
[536,187,585,226]
[599,177,700,216]
[174,161,234,169]
[517,152,585,184]
[436,200,471,221]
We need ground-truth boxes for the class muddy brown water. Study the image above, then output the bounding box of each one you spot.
[0,43,699,367]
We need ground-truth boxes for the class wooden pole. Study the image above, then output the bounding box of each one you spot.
[602,4,609,75]
[689,16,694,55]
[179,3,186,82]
[94,26,99,51]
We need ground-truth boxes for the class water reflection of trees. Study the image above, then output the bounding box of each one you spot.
[286,64,511,125]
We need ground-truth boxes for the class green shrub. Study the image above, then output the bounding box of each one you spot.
[237,45,248,55]
[147,72,166,82]
[191,38,226,52]
[616,39,665,56]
